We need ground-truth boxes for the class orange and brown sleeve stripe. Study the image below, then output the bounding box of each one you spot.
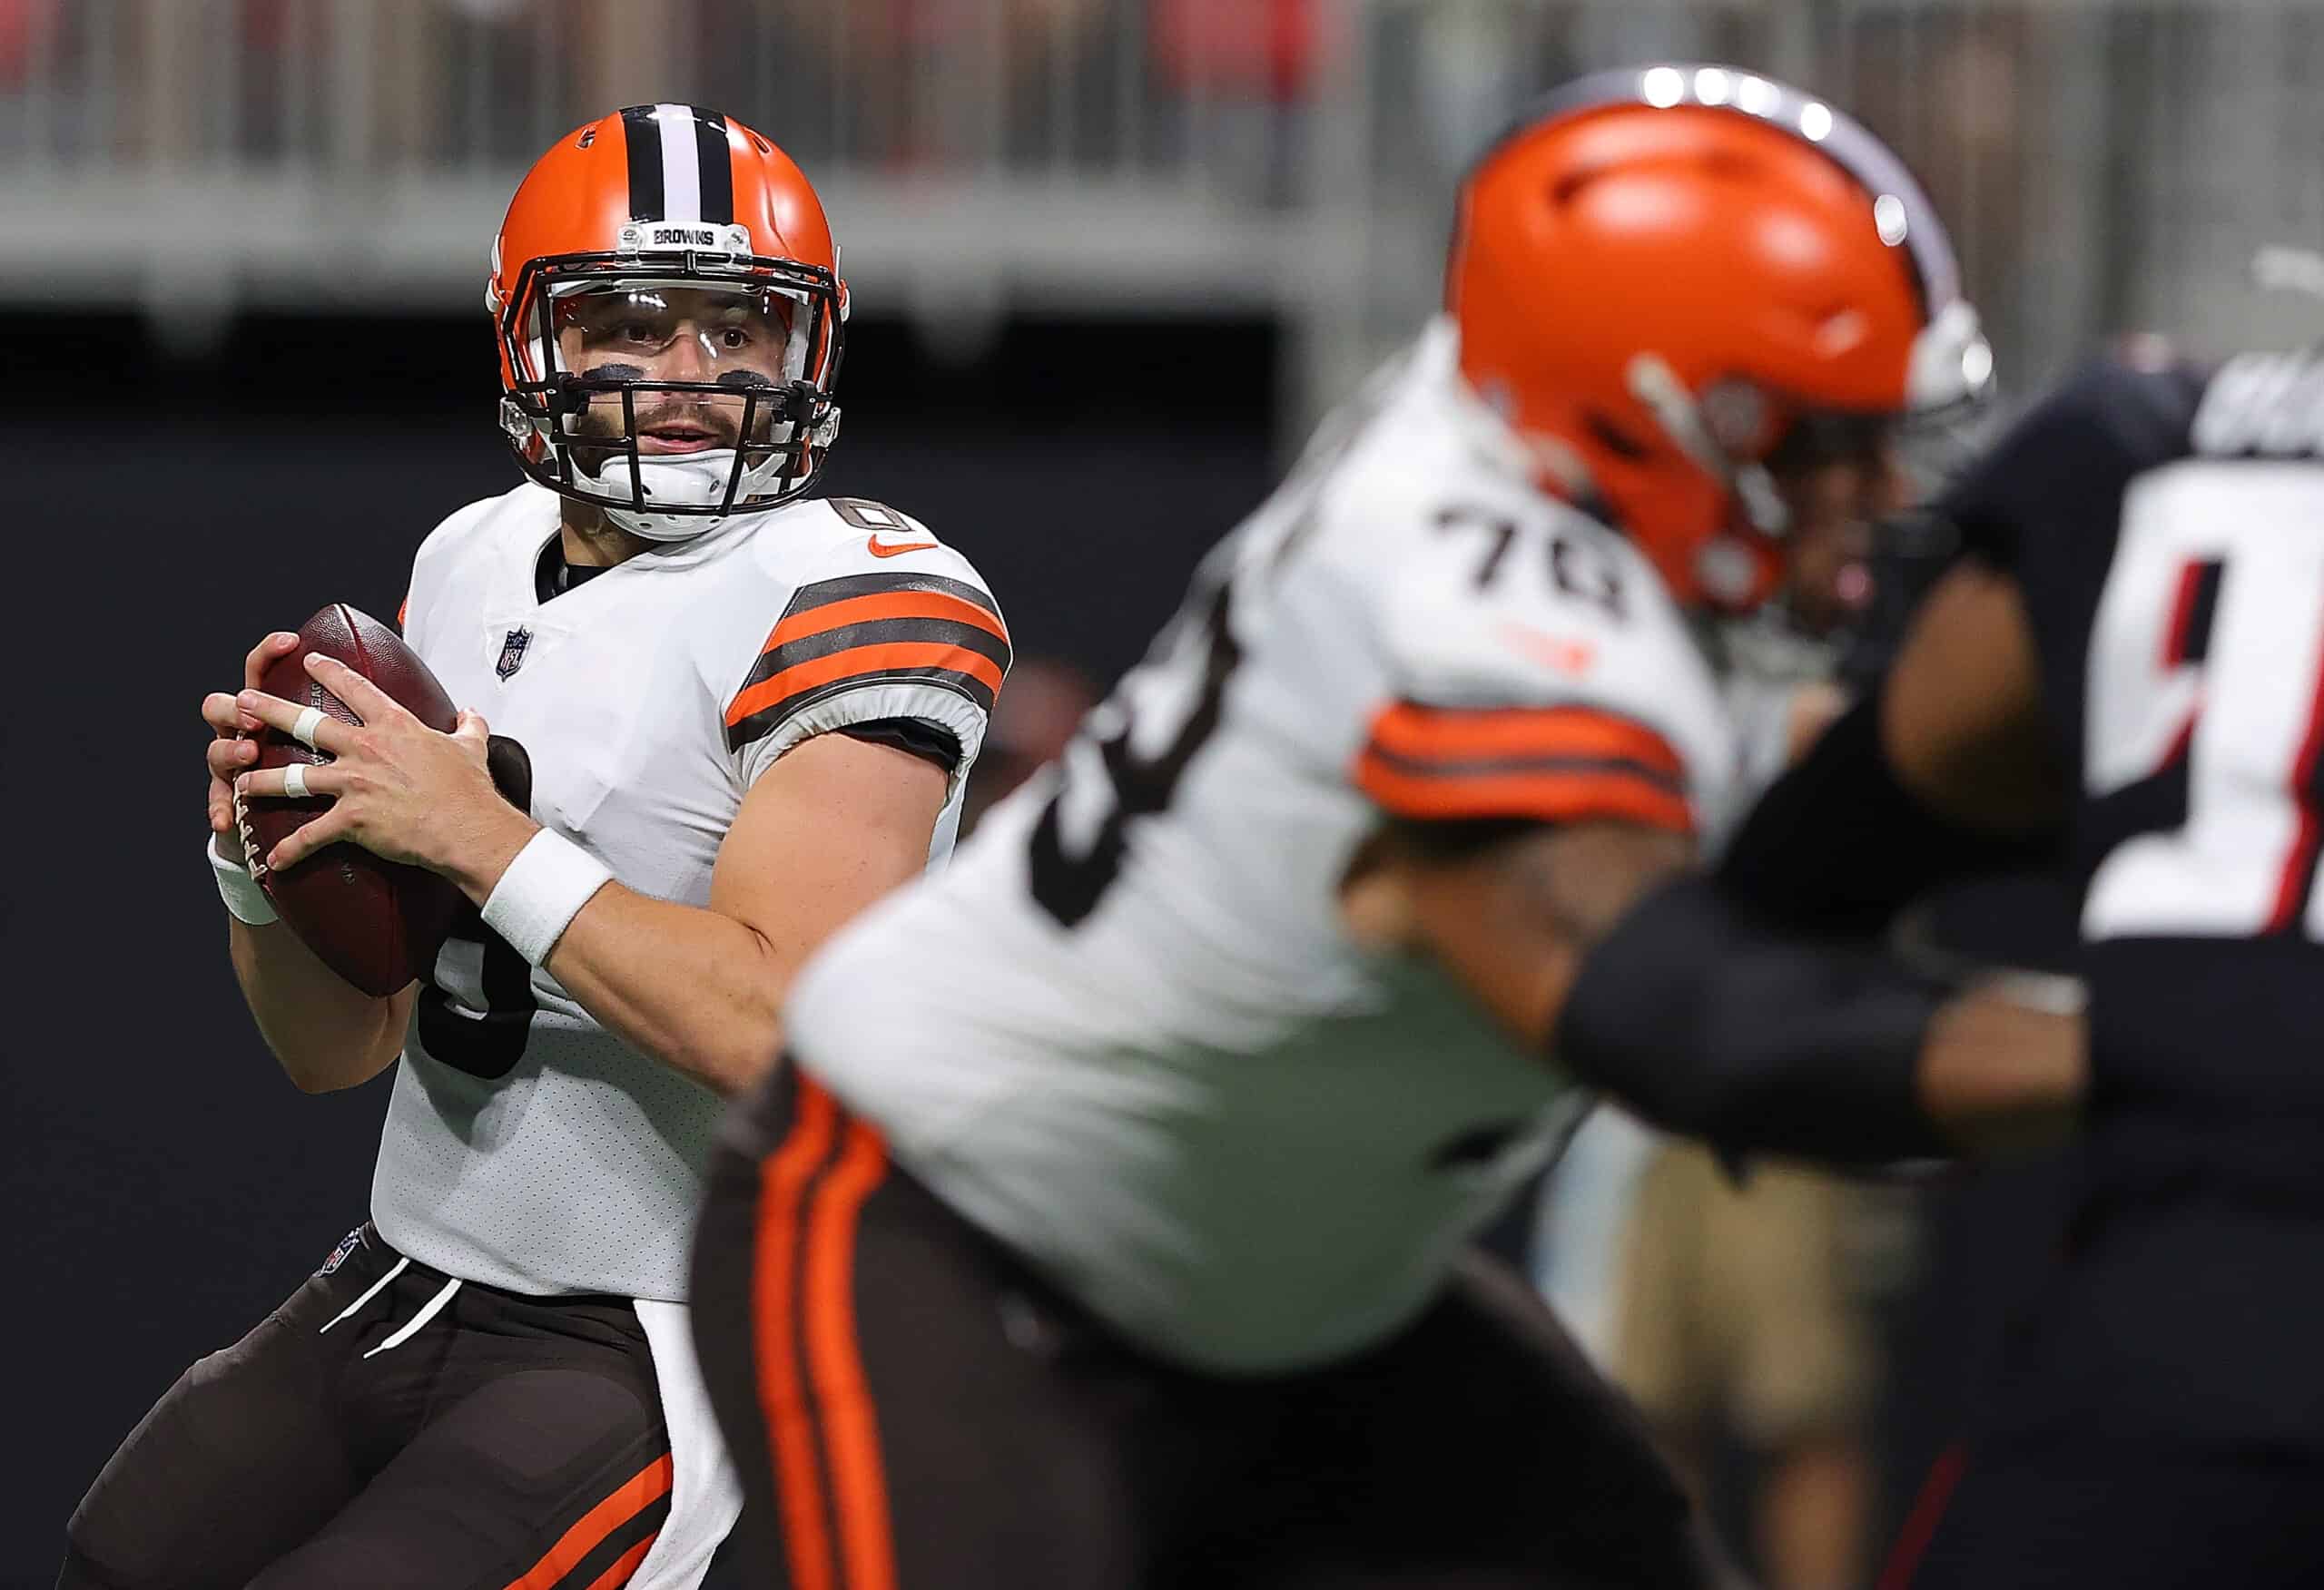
[726,573,1010,753]
[1354,701,1693,833]
[500,1450,672,1590]
[753,1075,898,1590]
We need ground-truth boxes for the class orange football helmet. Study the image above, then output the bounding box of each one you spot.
[1447,66,1990,611]
[487,103,848,538]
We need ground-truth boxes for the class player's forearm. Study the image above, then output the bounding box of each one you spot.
[225,912,409,1093]
[541,884,792,1095]
[441,736,946,1094]
[1551,875,2083,1163]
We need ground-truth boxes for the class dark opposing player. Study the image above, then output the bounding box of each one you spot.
[1698,346,2324,1586]
[690,67,2035,1588]
[64,107,1005,1589]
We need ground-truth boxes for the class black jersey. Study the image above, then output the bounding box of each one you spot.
[1935,353,2324,1453]
[1946,351,2324,1203]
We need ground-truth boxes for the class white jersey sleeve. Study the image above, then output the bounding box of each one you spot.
[719,496,1010,790]
[1352,505,1734,839]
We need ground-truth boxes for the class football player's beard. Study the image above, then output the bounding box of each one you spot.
[569,398,738,449]
[563,395,786,477]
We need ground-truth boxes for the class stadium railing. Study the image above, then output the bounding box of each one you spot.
[2,0,2318,426]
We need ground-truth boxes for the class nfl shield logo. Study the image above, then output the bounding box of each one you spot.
[316,1225,366,1277]
[496,627,532,681]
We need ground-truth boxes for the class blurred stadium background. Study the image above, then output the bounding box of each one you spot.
[7,2,2320,1583]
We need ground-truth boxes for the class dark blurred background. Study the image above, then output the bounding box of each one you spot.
[7,0,2324,1583]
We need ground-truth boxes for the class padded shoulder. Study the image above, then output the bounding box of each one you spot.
[714,496,1009,785]
[1354,503,1735,836]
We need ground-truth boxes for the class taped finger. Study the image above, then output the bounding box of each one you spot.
[290,706,329,751]
[237,763,337,802]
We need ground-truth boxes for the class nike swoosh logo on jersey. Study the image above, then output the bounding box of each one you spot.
[866,536,941,559]
[1496,621,1598,676]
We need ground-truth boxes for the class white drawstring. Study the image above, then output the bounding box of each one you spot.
[362,1275,464,1360]
[318,1257,409,1335]
[317,1254,466,1359]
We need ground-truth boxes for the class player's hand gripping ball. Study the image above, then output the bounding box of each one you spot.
[231,605,468,996]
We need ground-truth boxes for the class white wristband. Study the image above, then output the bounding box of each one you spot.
[209,835,279,926]
[481,829,613,967]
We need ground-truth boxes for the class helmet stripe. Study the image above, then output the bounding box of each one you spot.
[619,104,665,221]
[691,106,736,226]
[651,103,702,222]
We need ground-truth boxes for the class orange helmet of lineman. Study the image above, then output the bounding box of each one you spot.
[487,103,848,540]
[1448,66,1991,611]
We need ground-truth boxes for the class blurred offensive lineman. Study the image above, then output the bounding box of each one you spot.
[691,69,2068,1588]
[62,107,1007,1590]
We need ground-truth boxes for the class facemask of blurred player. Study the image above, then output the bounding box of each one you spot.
[547,282,810,540]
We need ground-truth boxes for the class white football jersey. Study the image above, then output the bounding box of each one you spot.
[784,320,1736,1372]
[371,483,1006,1300]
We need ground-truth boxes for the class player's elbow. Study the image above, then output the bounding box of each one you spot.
[271,1036,395,1094]
[280,1055,356,1094]
[726,1001,793,1092]
[726,929,802,1085]
[665,1020,783,1098]
[262,999,409,1094]
[262,1036,369,1094]
[670,937,789,1094]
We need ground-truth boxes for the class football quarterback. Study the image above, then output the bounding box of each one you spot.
[690,67,2059,1589]
[64,105,1006,1590]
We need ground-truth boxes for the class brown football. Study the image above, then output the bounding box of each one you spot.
[235,604,465,997]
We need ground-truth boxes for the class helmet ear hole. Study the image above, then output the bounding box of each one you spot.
[1583,411,1650,461]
